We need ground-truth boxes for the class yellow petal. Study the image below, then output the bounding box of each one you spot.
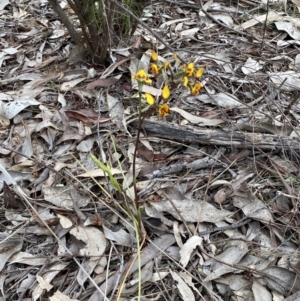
[196,67,204,78]
[145,93,155,105]
[183,76,189,87]
[162,85,170,99]
[145,78,153,84]
[188,62,194,69]
[151,50,158,61]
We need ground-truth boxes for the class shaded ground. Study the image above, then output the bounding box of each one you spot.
[0,0,300,300]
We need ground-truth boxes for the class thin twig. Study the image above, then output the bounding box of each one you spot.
[259,0,269,55]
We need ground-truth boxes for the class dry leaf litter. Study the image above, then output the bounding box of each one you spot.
[0,0,300,301]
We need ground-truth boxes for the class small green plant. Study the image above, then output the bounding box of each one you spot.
[89,50,206,236]
[88,50,205,300]
[130,49,205,224]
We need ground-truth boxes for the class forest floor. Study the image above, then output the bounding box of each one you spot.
[1,0,300,300]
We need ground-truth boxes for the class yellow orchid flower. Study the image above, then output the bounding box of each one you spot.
[133,69,152,84]
[150,64,159,76]
[158,104,170,117]
[184,62,194,77]
[191,82,203,96]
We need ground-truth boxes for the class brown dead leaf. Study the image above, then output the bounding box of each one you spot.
[65,109,110,124]
[138,147,167,162]
[120,82,133,91]
[153,153,168,161]
[86,77,118,89]
[138,147,154,162]
[35,56,59,69]
[17,25,32,32]
[3,181,22,209]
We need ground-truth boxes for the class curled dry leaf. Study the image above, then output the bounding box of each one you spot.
[32,262,69,301]
[70,226,106,257]
[86,77,118,89]
[269,71,300,91]
[3,181,21,209]
[170,270,195,301]
[77,167,123,178]
[241,57,262,75]
[213,187,231,204]
[275,21,300,40]
[137,147,168,162]
[60,78,86,91]
[194,92,241,108]
[107,93,126,131]
[36,275,53,292]
[179,236,203,268]
[0,0,10,9]
[57,214,73,229]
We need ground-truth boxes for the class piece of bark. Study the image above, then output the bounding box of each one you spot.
[146,155,221,179]
[131,119,300,151]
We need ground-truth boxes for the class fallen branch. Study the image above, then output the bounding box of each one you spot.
[131,119,300,151]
